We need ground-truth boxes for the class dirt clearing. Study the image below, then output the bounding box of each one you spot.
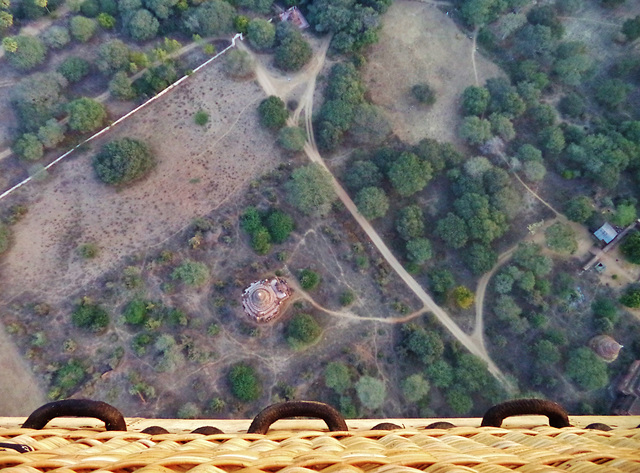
[361,0,503,146]
[0,59,279,306]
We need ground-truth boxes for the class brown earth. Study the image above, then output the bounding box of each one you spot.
[361,0,503,146]
[0,59,279,306]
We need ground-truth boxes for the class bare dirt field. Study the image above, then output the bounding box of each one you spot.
[0,60,281,308]
[361,0,503,146]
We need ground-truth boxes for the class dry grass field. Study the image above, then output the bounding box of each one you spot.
[0,60,279,307]
[361,0,503,146]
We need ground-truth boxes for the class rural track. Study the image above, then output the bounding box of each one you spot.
[242,44,515,392]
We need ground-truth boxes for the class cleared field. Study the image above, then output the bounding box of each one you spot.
[362,0,503,146]
[0,59,279,305]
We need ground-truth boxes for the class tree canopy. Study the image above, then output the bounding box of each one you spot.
[565,347,609,391]
[93,137,155,185]
[286,164,337,216]
[228,363,262,401]
[355,186,388,220]
[545,222,577,254]
[5,35,46,70]
[258,96,288,130]
[67,98,106,133]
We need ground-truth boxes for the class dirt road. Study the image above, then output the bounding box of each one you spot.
[0,325,46,415]
[244,42,514,391]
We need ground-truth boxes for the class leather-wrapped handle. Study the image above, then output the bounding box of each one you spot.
[481,399,570,428]
[22,400,127,431]
[248,401,347,434]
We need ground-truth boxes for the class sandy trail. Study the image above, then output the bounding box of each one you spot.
[242,42,515,392]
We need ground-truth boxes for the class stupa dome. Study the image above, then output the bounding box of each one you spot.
[242,277,292,322]
[589,335,623,362]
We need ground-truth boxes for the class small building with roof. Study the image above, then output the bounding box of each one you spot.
[594,222,618,244]
[589,335,623,362]
[242,277,292,323]
[278,6,309,29]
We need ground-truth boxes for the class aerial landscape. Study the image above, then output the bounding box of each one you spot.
[0,0,640,422]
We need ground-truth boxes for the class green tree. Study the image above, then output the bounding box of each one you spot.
[345,161,381,192]
[452,285,474,309]
[258,96,288,130]
[37,119,65,149]
[72,299,109,332]
[241,206,262,234]
[428,268,455,298]
[406,238,432,264]
[57,56,90,83]
[70,15,97,42]
[401,323,444,364]
[494,294,522,321]
[402,374,430,402]
[299,269,320,290]
[565,347,609,390]
[531,339,561,367]
[595,79,631,109]
[565,196,593,223]
[356,376,386,410]
[11,72,67,131]
[446,387,473,414]
[396,205,424,241]
[464,243,497,275]
[192,110,209,127]
[611,203,637,227]
[171,259,209,287]
[93,138,155,185]
[67,98,106,133]
[144,0,178,19]
[592,297,619,322]
[436,213,468,249]
[5,35,46,70]
[621,231,640,264]
[123,299,149,325]
[247,18,275,50]
[325,362,351,394]
[97,12,116,28]
[185,0,235,36]
[286,163,337,216]
[489,113,515,142]
[459,116,492,146]
[350,103,391,146]
[41,26,70,49]
[620,286,640,308]
[127,8,158,40]
[274,27,311,71]
[13,133,43,161]
[388,152,432,197]
[251,227,271,255]
[109,71,136,100]
[277,126,306,151]
[355,186,388,220]
[426,360,453,388]
[286,313,321,349]
[54,359,86,395]
[559,93,585,118]
[411,82,435,105]
[462,86,490,116]
[523,161,546,182]
[622,15,640,41]
[228,363,262,401]
[265,210,294,243]
[545,222,577,254]
[223,49,254,78]
[97,39,130,73]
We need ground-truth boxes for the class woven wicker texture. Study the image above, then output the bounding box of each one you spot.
[1,426,639,473]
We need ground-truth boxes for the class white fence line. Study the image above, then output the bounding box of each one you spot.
[0,33,244,201]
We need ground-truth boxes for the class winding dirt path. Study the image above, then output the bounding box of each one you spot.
[242,43,515,392]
